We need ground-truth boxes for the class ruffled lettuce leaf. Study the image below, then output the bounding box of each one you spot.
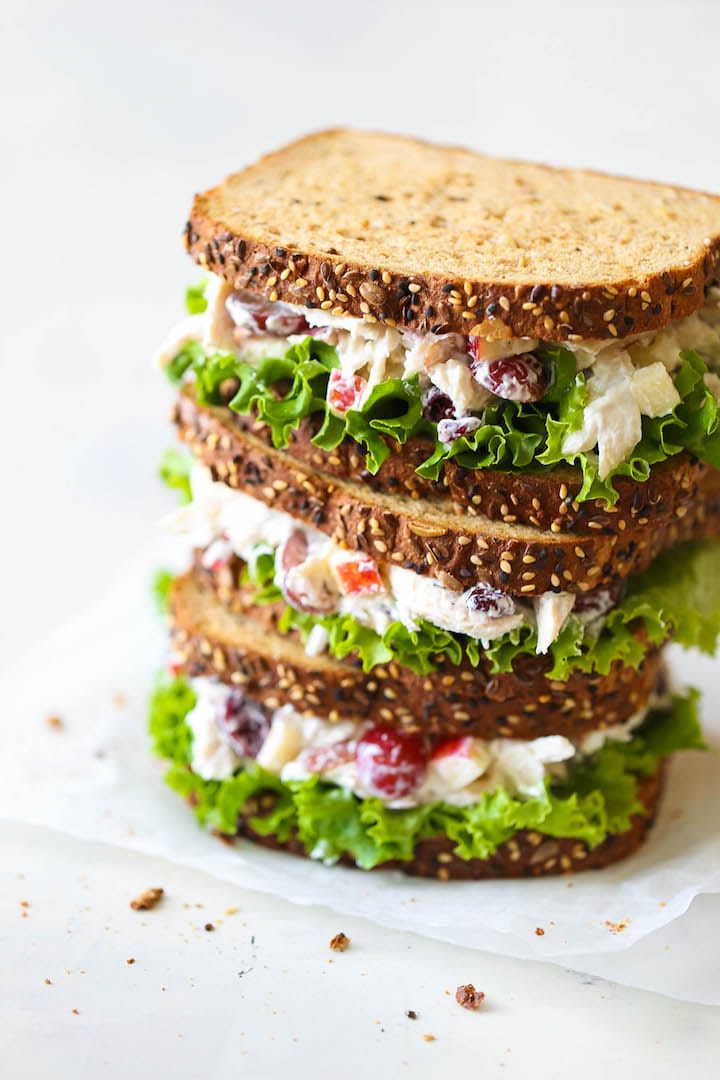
[240,539,720,680]
[158,447,194,503]
[149,676,702,869]
[152,568,174,614]
[185,276,209,315]
[167,327,720,501]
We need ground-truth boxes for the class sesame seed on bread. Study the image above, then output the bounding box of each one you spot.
[185,129,720,343]
[170,569,665,741]
[174,390,720,596]
[219,763,665,879]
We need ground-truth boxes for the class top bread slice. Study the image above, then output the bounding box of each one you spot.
[186,129,720,343]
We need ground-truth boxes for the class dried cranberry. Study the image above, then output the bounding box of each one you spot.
[277,529,337,614]
[355,726,427,799]
[465,583,516,618]
[437,416,482,445]
[422,386,456,423]
[573,579,626,618]
[471,353,549,402]
[217,690,270,758]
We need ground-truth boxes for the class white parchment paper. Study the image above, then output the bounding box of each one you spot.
[2,545,720,1002]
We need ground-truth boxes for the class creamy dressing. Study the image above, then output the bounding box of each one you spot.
[184,676,649,807]
[164,466,579,651]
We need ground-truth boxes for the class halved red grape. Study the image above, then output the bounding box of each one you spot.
[355,726,427,799]
[471,353,549,402]
[276,529,337,614]
[226,293,310,336]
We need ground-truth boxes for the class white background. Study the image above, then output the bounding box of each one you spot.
[2,1,720,1075]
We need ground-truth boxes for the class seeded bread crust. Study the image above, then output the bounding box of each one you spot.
[217,764,664,879]
[176,389,707,535]
[185,129,720,344]
[170,570,664,741]
[175,393,714,595]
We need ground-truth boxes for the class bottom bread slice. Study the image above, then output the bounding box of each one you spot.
[224,766,663,880]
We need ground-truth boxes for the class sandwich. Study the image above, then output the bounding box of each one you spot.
[150,130,720,879]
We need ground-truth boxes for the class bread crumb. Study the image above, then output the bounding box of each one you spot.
[112,692,127,707]
[204,923,215,932]
[71,1009,79,1016]
[20,901,29,908]
[329,932,350,952]
[405,1010,418,1020]
[535,927,545,936]
[455,984,485,1010]
[130,887,164,911]
[46,715,64,730]
[225,906,240,916]
[604,918,631,934]
[423,1034,436,1042]
[44,978,52,986]
[126,958,135,965]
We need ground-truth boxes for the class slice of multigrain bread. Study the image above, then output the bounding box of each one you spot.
[170,570,665,740]
[175,391,718,595]
[185,129,720,343]
[228,764,665,879]
[175,388,708,535]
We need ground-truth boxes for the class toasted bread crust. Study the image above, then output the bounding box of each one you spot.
[174,392,715,595]
[220,764,664,879]
[176,389,708,535]
[170,570,664,741]
[185,130,720,343]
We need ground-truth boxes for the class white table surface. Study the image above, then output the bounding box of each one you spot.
[2,1,720,1073]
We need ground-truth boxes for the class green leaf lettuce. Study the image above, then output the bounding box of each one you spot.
[148,676,703,869]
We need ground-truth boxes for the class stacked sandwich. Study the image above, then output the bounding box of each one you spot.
[150,130,720,879]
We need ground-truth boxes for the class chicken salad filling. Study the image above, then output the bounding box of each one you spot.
[156,275,720,502]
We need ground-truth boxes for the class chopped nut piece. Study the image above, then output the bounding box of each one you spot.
[204,923,215,932]
[535,927,545,937]
[405,1010,418,1020]
[130,887,164,911]
[126,958,135,965]
[455,984,485,1010]
[329,932,350,952]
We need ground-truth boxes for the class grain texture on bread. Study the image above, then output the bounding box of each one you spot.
[175,388,708,535]
[223,764,664,879]
[175,391,718,595]
[186,129,720,342]
[170,570,665,741]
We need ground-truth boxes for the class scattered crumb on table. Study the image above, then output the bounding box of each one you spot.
[329,932,350,952]
[455,984,486,1010]
[130,887,164,911]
